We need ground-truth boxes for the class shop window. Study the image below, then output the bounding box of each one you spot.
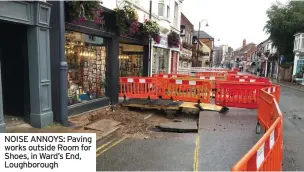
[119,44,144,77]
[153,47,169,74]
[65,31,107,106]
[296,59,304,74]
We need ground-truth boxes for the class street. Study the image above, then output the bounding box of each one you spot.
[96,108,260,171]
[95,85,304,171]
[280,86,304,171]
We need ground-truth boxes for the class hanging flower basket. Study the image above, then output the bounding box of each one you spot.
[67,1,104,25]
[168,31,180,48]
[114,5,140,36]
[141,19,160,43]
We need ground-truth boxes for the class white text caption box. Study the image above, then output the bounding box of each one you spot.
[0,133,96,172]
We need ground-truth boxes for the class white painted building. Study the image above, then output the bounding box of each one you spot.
[103,0,183,75]
[293,32,304,77]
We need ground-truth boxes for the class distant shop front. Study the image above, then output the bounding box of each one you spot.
[152,34,179,74]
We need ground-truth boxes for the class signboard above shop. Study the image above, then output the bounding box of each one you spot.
[153,34,169,49]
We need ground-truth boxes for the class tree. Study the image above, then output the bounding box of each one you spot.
[264,1,304,62]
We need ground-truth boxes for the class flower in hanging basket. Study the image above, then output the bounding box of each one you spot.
[141,19,160,42]
[130,21,140,35]
[114,5,140,36]
[168,31,180,48]
[154,34,161,44]
[67,1,101,23]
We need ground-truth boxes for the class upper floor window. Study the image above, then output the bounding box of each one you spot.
[301,34,304,49]
[294,34,301,50]
[158,0,165,17]
[173,2,178,27]
[167,5,170,18]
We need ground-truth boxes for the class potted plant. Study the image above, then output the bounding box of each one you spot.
[168,31,180,48]
[66,1,104,25]
[114,5,140,36]
[141,19,161,43]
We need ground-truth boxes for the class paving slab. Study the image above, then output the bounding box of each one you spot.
[156,121,198,133]
[198,108,261,171]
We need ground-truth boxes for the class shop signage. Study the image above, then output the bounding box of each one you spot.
[154,34,168,49]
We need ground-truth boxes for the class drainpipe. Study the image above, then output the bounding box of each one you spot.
[58,1,69,126]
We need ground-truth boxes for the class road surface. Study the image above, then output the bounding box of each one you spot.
[96,108,260,171]
[280,86,304,171]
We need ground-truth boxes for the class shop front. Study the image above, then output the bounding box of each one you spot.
[153,34,170,74]
[293,53,304,76]
[65,31,108,106]
[49,2,119,121]
[171,49,179,74]
[119,43,144,77]
[0,1,53,132]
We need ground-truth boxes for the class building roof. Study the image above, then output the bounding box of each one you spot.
[193,30,213,39]
[233,43,256,55]
[181,13,194,28]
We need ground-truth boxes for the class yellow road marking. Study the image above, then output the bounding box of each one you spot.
[96,140,113,153]
[193,134,200,172]
[96,136,127,158]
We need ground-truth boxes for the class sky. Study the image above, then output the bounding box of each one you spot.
[182,0,289,49]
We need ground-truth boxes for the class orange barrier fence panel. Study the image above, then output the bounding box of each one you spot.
[161,79,211,103]
[195,71,227,77]
[258,90,275,130]
[232,84,283,171]
[227,74,258,80]
[234,77,272,84]
[231,116,283,171]
[264,85,281,103]
[215,83,270,109]
[119,77,159,99]
[152,74,188,78]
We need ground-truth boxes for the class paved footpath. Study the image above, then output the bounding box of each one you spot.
[96,108,260,171]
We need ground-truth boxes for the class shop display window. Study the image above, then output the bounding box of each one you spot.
[119,44,144,77]
[65,31,107,106]
[152,47,169,74]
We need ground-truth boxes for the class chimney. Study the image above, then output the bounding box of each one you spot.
[243,39,246,47]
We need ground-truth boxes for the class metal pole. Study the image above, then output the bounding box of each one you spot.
[0,50,6,133]
[59,1,69,126]
[148,0,152,76]
[197,22,201,67]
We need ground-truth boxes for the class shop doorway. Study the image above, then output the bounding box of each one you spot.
[171,51,178,73]
[0,21,30,124]
[119,44,144,77]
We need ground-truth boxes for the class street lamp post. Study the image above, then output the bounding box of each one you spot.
[196,19,208,67]
[148,0,152,76]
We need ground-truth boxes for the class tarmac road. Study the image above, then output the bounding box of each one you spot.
[279,86,304,171]
[96,108,260,171]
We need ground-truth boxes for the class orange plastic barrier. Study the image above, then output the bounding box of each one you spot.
[232,68,239,72]
[119,77,160,99]
[215,82,271,109]
[228,71,238,75]
[231,86,283,171]
[195,71,227,77]
[264,85,281,103]
[235,77,272,85]
[161,78,211,103]
[152,74,188,78]
[227,74,257,80]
